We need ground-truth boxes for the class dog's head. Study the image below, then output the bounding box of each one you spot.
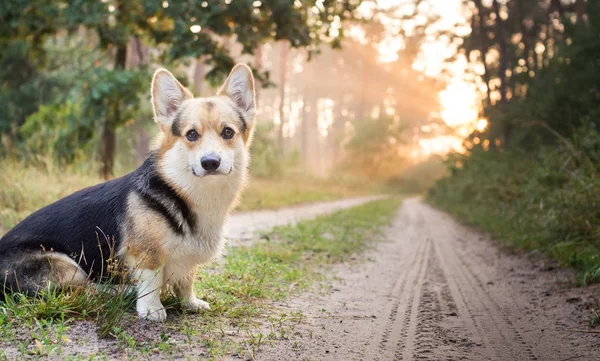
[151,64,256,181]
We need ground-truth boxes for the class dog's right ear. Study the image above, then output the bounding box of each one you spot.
[151,69,193,131]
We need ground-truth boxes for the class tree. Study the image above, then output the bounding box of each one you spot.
[1,0,364,178]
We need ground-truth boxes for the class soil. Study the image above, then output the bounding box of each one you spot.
[257,198,600,361]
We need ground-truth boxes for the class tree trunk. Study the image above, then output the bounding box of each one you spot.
[278,41,288,153]
[551,0,565,17]
[474,0,492,107]
[193,59,205,96]
[330,97,345,165]
[100,44,127,179]
[128,36,149,166]
[300,86,310,168]
[254,44,263,108]
[492,0,511,144]
[492,0,507,104]
[516,0,533,77]
[128,36,147,67]
[576,0,586,23]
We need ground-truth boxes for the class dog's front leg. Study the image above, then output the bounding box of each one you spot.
[134,268,167,321]
[174,272,210,312]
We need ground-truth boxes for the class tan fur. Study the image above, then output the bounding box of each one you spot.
[43,252,89,287]
[120,193,169,270]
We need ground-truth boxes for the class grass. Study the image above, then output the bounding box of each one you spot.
[0,160,102,231]
[238,175,372,212]
[591,299,600,328]
[0,197,401,359]
[428,141,600,286]
[0,160,373,231]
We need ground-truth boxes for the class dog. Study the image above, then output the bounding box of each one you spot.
[0,64,256,321]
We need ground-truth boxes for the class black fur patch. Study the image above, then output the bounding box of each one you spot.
[0,172,130,283]
[137,190,184,235]
[134,153,197,235]
[235,108,247,133]
[171,107,185,136]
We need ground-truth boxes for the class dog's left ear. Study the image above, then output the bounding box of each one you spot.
[151,69,193,132]
[218,64,256,138]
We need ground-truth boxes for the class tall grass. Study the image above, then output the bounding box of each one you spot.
[428,125,600,285]
[0,158,103,230]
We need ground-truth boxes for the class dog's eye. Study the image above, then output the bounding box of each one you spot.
[186,129,199,142]
[222,127,235,139]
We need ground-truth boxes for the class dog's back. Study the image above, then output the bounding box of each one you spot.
[0,171,132,293]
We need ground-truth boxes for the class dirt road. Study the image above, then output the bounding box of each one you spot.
[225,195,384,243]
[259,198,600,361]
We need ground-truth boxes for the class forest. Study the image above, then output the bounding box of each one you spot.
[1,0,599,359]
[1,0,598,276]
[428,0,600,285]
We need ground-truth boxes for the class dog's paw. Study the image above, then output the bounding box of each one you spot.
[184,297,210,313]
[138,306,167,321]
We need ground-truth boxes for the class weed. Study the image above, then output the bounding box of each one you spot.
[591,298,600,328]
[428,143,600,286]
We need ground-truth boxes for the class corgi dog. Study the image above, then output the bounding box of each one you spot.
[0,64,256,321]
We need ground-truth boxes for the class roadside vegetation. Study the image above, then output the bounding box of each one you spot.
[0,198,401,359]
[0,157,374,231]
[428,3,600,288]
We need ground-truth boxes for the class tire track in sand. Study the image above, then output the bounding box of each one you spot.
[258,198,599,361]
[420,200,538,361]
[365,209,431,361]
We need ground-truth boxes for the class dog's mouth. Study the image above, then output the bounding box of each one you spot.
[191,166,233,177]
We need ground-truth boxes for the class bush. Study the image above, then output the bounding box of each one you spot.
[428,124,600,284]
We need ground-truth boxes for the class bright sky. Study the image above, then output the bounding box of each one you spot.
[358,0,484,156]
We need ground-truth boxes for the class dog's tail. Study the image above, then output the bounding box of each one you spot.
[0,251,88,295]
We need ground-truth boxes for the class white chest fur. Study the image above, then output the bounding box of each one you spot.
[161,175,242,283]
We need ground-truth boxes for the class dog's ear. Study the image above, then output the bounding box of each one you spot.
[151,69,193,131]
[218,64,256,134]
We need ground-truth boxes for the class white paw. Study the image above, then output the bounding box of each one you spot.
[184,297,210,312]
[138,305,167,321]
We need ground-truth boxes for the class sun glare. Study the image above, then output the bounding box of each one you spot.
[372,0,480,157]
[477,118,488,132]
[439,81,479,128]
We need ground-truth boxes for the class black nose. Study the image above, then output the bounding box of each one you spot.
[201,155,221,171]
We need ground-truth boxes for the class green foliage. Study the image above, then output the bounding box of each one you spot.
[1,0,364,173]
[430,2,600,287]
[250,122,288,177]
[428,124,600,285]
[20,102,88,162]
[472,2,600,146]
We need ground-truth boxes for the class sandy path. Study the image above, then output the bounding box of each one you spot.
[258,198,600,361]
[225,195,384,245]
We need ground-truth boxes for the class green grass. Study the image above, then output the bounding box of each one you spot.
[0,197,401,359]
[428,143,600,286]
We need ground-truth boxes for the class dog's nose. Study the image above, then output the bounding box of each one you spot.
[201,155,221,171]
